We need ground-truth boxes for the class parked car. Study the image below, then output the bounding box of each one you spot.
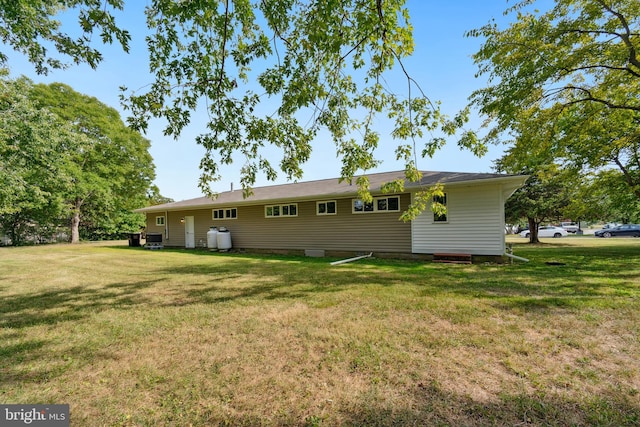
[603,222,620,229]
[594,224,640,238]
[520,226,569,238]
[560,221,579,233]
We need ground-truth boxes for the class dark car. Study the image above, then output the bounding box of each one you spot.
[594,224,640,238]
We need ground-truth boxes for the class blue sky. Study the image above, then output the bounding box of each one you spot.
[5,1,527,201]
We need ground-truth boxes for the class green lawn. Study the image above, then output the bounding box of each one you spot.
[1,238,639,426]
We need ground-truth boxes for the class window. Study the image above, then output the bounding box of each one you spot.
[212,208,237,220]
[433,193,447,222]
[317,200,337,215]
[155,216,165,226]
[352,196,400,213]
[265,203,298,217]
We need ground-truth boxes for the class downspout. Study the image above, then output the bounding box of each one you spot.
[165,210,169,241]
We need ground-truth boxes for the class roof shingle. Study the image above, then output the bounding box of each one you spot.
[137,170,524,212]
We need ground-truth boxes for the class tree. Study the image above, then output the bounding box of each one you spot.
[467,0,640,198]
[0,1,130,74]
[569,169,640,223]
[1,74,158,244]
[146,185,174,207]
[553,102,640,198]
[497,153,576,243]
[1,1,467,218]
[0,72,71,245]
[29,82,156,243]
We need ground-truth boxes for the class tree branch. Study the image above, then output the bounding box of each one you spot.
[376,0,386,42]
[595,0,640,72]
[612,155,640,198]
[546,85,640,112]
[559,62,640,79]
[215,0,230,99]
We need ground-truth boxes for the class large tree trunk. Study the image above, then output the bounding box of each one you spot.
[70,208,81,244]
[527,217,540,244]
[8,218,21,246]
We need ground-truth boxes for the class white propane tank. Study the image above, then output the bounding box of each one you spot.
[216,227,232,251]
[207,227,218,251]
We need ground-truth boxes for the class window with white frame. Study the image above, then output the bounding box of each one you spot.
[316,200,337,215]
[155,216,165,226]
[352,196,400,213]
[265,203,298,217]
[432,193,447,222]
[212,208,238,220]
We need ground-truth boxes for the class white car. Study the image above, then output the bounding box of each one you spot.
[520,226,569,238]
[560,221,579,233]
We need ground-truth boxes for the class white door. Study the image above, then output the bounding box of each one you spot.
[184,216,195,248]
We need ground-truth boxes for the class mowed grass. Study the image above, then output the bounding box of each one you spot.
[1,238,639,426]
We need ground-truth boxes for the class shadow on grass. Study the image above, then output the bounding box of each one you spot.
[185,379,640,426]
[0,279,161,387]
[155,250,640,312]
[103,244,640,314]
[3,245,638,329]
[0,280,159,329]
[330,382,640,427]
[2,244,639,390]
[2,244,640,425]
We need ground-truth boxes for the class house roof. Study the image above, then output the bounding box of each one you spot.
[137,170,527,213]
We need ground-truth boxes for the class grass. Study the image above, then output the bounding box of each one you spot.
[1,238,639,426]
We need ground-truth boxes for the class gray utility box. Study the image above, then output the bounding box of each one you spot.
[145,232,163,249]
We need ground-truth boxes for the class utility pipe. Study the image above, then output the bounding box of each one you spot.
[504,252,529,262]
[330,252,373,266]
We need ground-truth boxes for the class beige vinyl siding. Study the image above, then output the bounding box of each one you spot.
[229,197,411,252]
[138,172,526,256]
[411,184,505,255]
[152,194,411,252]
[146,219,165,235]
[145,213,168,238]
[159,209,213,248]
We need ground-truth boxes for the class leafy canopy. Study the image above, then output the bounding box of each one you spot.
[0,0,130,74]
[29,81,157,242]
[469,0,640,127]
[467,0,640,199]
[0,72,158,244]
[120,0,465,209]
[501,163,577,243]
[0,72,72,244]
[1,1,469,218]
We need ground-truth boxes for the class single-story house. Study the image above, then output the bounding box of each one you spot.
[136,170,527,261]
